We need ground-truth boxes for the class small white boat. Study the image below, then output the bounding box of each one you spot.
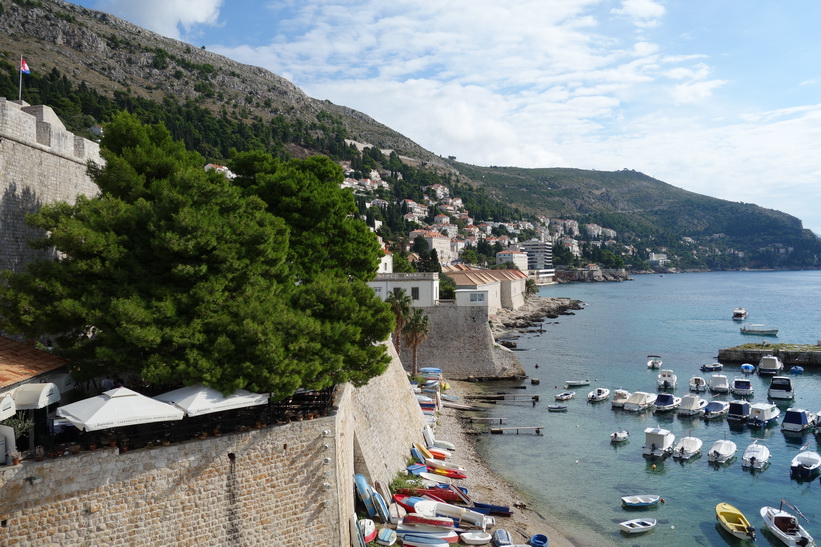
[782,408,816,432]
[727,400,753,423]
[555,391,575,401]
[703,400,730,420]
[790,449,821,479]
[748,402,780,428]
[643,427,675,458]
[565,379,590,387]
[708,374,729,394]
[672,436,703,460]
[587,387,610,402]
[742,440,770,469]
[701,362,723,373]
[732,307,748,320]
[657,369,677,390]
[611,389,631,409]
[730,377,754,396]
[547,404,568,412]
[621,494,662,507]
[459,531,492,545]
[619,517,657,534]
[689,376,708,392]
[758,355,784,375]
[678,394,708,417]
[624,391,657,412]
[760,501,816,547]
[769,375,795,400]
[707,439,737,463]
[647,355,662,369]
[653,393,681,412]
[741,324,778,336]
[611,429,629,442]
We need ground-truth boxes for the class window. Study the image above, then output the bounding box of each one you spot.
[411,287,420,300]
[374,287,382,297]
[470,293,485,302]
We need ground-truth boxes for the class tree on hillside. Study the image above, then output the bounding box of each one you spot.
[386,289,413,354]
[402,308,430,376]
[0,112,393,398]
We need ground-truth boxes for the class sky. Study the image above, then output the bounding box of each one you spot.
[71,0,821,235]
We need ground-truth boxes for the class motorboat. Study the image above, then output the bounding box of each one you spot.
[791,366,805,375]
[790,449,821,480]
[708,374,729,394]
[547,404,568,412]
[782,408,816,432]
[741,440,771,470]
[715,502,756,540]
[769,376,795,400]
[611,389,631,409]
[564,379,590,388]
[701,362,723,373]
[653,393,681,412]
[678,394,708,417]
[657,369,677,390]
[672,436,703,460]
[703,400,730,420]
[611,429,629,442]
[741,324,778,336]
[621,494,662,508]
[740,363,756,374]
[760,501,815,547]
[758,355,784,375]
[748,402,780,428]
[619,518,657,535]
[587,387,610,402]
[646,355,662,369]
[730,377,754,397]
[732,307,748,320]
[642,427,675,459]
[555,391,575,401]
[624,391,657,412]
[707,439,737,463]
[688,376,708,392]
[727,400,753,423]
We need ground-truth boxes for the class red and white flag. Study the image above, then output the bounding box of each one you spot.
[20,57,30,74]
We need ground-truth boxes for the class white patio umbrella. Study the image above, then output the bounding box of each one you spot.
[0,394,16,421]
[56,387,184,431]
[153,384,269,417]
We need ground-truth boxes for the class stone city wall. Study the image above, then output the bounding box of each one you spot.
[0,98,101,274]
[0,346,424,546]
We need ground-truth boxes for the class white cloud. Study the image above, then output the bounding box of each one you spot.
[611,0,666,25]
[94,0,223,40]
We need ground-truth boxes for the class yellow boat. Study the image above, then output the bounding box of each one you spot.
[715,502,756,540]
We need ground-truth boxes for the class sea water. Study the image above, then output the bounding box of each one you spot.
[476,270,821,546]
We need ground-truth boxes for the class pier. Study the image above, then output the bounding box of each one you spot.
[717,342,821,367]
[490,426,544,435]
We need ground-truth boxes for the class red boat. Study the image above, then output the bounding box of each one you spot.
[402,513,454,528]
[427,466,467,480]
[396,487,463,503]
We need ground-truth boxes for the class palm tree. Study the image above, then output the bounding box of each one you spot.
[386,289,413,353]
[402,308,430,376]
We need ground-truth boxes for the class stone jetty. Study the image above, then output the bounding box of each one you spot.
[718,342,821,367]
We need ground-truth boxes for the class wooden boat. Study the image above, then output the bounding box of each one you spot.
[403,513,455,529]
[611,389,631,408]
[459,531,492,545]
[564,379,590,387]
[689,376,708,392]
[707,439,737,463]
[715,502,755,540]
[376,527,398,546]
[672,436,702,460]
[619,517,657,534]
[741,440,770,470]
[790,449,821,479]
[358,519,377,543]
[587,387,610,402]
[700,362,723,373]
[491,528,513,546]
[760,501,815,547]
[529,533,549,546]
[554,391,575,401]
[547,404,568,412]
[647,355,662,369]
[621,494,662,507]
[732,307,748,320]
[610,429,629,442]
[741,324,778,336]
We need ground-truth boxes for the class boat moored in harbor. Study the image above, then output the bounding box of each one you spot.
[758,355,784,375]
[748,402,781,428]
[642,427,675,459]
[768,376,795,400]
[741,324,778,336]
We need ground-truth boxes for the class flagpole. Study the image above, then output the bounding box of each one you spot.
[18,55,23,101]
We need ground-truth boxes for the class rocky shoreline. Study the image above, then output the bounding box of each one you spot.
[492,296,583,346]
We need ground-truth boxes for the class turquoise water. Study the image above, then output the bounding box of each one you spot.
[477,271,821,546]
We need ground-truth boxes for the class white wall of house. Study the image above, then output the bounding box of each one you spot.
[455,283,501,315]
[368,272,439,307]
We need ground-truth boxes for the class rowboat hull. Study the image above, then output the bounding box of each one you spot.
[715,502,755,540]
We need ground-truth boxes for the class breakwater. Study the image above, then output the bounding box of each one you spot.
[717,342,821,366]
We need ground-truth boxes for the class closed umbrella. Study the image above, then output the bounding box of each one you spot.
[153,384,269,417]
[56,387,184,431]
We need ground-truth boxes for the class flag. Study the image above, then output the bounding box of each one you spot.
[20,58,30,74]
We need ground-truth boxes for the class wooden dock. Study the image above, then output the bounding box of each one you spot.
[468,417,508,424]
[490,426,543,435]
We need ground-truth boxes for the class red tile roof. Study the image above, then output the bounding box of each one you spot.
[0,336,69,390]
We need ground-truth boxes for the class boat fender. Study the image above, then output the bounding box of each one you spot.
[660,498,665,504]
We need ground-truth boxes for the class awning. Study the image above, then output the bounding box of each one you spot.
[0,395,16,420]
[12,382,61,409]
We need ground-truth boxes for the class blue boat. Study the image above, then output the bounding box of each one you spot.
[354,474,376,518]
[530,533,549,546]
[492,528,513,546]
[740,363,755,373]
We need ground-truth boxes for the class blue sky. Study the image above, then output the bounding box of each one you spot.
[71,1,821,234]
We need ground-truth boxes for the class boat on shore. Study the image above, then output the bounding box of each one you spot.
[741,324,778,336]
[715,502,755,540]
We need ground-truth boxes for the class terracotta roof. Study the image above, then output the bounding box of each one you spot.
[446,268,528,287]
[0,336,69,390]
